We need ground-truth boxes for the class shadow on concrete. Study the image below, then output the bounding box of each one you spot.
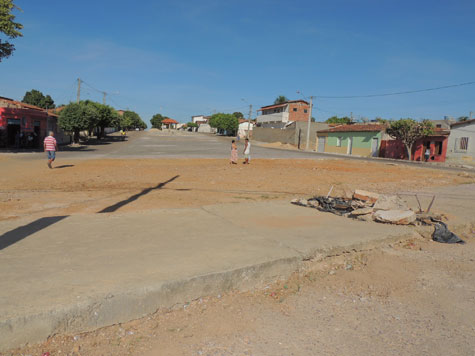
[54,165,75,169]
[0,216,68,250]
[98,175,180,213]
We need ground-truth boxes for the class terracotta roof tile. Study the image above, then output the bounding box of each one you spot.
[319,124,386,133]
[162,118,179,124]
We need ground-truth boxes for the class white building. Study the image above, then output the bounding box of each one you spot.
[192,115,208,124]
[447,119,475,163]
[238,121,254,138]
[256,100,309,125]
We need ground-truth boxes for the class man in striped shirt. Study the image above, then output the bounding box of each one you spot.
[44,131,58,169]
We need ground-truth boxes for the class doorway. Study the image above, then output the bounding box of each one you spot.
[7,119,21,147]
[371,137,379,157]
[317,136,325,152]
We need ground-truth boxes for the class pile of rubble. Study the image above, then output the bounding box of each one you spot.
[292,189,418,225]
[291,189,465,243]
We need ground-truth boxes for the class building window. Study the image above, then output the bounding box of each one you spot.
[304,109,308,113]
[293,108,297,112]
[436,124,442,128]
[336,137,342,147]
[456,137,469,151]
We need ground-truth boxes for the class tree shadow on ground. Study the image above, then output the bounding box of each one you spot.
[0,216,68,250]
[98,175,180,213]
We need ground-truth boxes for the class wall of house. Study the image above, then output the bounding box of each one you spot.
[324,131,381,157]
[253,122,329,150]
[287,102,310,122]
[256,111,290,124]
[379,140,407,159]
[446,122,475,163]
[412,136,448,162]
[253,126,296,146]
[380,136,448,162]
[0,107,49,148]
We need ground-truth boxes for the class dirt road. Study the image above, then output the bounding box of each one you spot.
[1,156,472,221]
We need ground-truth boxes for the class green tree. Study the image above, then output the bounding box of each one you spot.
[457,116,469,122]
[386,118,434,160]
[121,110,146,130]
[186,122,198,130]
[150,113,165,129]
[274,95,288,104]
[22,89,55,109]
[89,102,118,138]
[325,116,352,124]
[208,113,239,135]
[58,102,97,143]
[0,0,22,62]
[233,112,244,119]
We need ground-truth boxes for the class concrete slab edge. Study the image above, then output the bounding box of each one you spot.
[0,228,452,352]
[0,256,301,351]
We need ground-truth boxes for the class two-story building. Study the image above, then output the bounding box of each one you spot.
[256,100,310,127]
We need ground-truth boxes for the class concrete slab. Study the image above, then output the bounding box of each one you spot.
[0,201,418,350]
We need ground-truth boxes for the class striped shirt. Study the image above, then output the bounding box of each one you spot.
[44,136,57,151]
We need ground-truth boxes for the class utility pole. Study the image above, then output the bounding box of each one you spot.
[470,111,473,119]
[76,78,81,103]
[305,96,314,151]
[247,104,252,139]
[102,92,106,105]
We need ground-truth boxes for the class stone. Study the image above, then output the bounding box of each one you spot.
[307,200,320,208]
[353,189,380,204]
[373,210,416,225]
[373,195,409,211]
[356,214,374,222]
[350,207,373,216]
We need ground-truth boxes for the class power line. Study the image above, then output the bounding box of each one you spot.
[315,81,475,99]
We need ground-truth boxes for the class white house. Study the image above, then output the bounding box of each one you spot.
[238,121,254,138]
[447,119,475,163]
[192,115,208,124]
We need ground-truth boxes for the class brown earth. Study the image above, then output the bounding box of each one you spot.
[1,157,473,221]
[5,231,475,356]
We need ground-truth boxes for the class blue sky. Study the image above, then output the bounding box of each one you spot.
[1,0,474,124]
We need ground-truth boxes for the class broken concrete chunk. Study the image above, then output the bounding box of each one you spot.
[307,200,320,208]
[353,190,380,204]
[373,210,416,225]
[356,213,374,222]
[373,195,409,211]
[350,207,374,216]
[291,198,308,206]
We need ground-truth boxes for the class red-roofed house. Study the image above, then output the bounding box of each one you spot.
[0,96,67,148]
[317,124,386,157]
[379,127,450,162]
[162,118,179,129]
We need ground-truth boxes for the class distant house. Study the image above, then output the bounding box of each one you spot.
[0,96,70,148]
[191,115,209,125]
[256,100,310,126]
[238,120,254,138]
[446,119,475,163]
[317,124,385,157]
[379,126,450,162]
[162,118,179,129]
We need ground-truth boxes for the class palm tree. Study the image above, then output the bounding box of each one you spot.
[274,95,288,104]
